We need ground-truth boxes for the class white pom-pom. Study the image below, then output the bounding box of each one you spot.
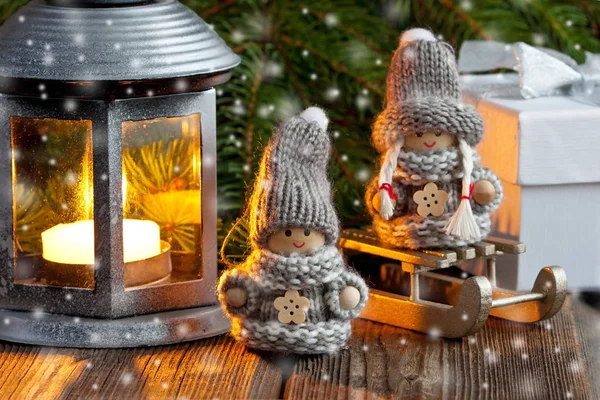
[300,106,329,132]
[400,28,437,45]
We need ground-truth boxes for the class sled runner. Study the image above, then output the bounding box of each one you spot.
[340,229,568,338]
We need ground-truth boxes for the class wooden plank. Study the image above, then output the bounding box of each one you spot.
[284,296,595,399]
[455,247,476,261]
[473,242,496,257]
[422,249,458,264]
[340,230,450,269]
[486,236,527,254]
[0,334,283,399]
[571,294,600,399]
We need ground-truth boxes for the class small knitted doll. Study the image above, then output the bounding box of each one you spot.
[218,107,368,354]
[366,28,503,250]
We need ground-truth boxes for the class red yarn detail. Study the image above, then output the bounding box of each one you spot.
[379,183,397,200]
[461,183,475,200]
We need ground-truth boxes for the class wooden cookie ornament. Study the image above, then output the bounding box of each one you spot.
[217,107,368,354]
[366,28,503,249]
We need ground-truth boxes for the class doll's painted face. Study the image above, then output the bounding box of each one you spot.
[404,131,456,152]
[267,227,326,255]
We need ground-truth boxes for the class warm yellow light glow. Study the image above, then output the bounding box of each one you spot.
[41,219,162,265]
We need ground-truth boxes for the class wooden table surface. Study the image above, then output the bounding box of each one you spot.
[0,295,597,400]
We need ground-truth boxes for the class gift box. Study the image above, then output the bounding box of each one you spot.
[461,73,600,290]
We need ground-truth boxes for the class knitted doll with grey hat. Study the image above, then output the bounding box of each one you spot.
[218,107,368,354]
[366,28,503,249]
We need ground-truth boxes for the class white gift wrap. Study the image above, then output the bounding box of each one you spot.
[461,74,600,290]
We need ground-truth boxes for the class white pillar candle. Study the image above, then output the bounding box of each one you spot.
[41,219,162,265]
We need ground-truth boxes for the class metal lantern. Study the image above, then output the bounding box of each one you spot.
[0,0,240,347]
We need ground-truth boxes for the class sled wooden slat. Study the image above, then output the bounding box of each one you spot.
[340,232,450,269]
[485,236,526,254]
[454,247,476,260]
[422,249,458,264]
[473,242,496,257]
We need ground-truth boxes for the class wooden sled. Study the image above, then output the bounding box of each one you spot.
[340,229,568,338]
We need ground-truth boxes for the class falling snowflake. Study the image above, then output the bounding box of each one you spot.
[43,54,55,66]
[101,173,108,181]
[333,131,340,139]
[461,272,469,279]
[3,318,10,326]
[461,313,469,321]
[73,317,81,323]
[243,164,250,172]
[32,308,45,319]
[322,373,329,381]
[21,224,29,232]
[566,391,573,398]
[153,317,161,323]
[86,361,93,369]
[310,73,317,80]
[41,93,48,100]
[175,80,188,91]
[161,383,168,389]
[569,360,581,374]
[18,15,25,23]
[27,39,33,46]
[302,8,309,15]
[565,20,573,27]
[512,336,525,349]
[428,327,441,339]
[362,344,369,351]
[73,34,85,46]
[469,337,476,344]
[481,382,489,390]
[355,95,370,110]
[114,43,122,50]
[302,49,309,57]
[264,61,283,78]
[106,19,113,26]
[400,338,406,345]
[461,0,473,11]
[121,373,133,386]
[340,154,348,162]
[48,157,56,165]
[353,199,360,207]
[126,87,134,95]
[375,59,382,65]
[522,353,529,361]
[532,33,545,46]
[232,99,246,116]
[65,293,73,301]
[154,359,161,366]
[356,168,370,182]
[78,55,85,62]
[216,89,224,96]
[325,13,338,27]
[325,87,340,101]
[545,322,552,330]
[92,384,99,390]
[231,30,245,43]
[240,74,247,81]
[125,333,132,339]
[554,347,561,353]
[146,90,154,97]
[44,44,51,51]
[65,100,77,112]
[484,348,497,363]
[574,44,581,51]
[177,323,191,336]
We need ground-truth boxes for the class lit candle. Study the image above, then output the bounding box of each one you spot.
[41,219,162,265]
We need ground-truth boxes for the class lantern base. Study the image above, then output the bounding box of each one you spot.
[0,304,231,348]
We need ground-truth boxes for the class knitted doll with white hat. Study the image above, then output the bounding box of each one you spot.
[218,107,368,354]
[366,28,503,249]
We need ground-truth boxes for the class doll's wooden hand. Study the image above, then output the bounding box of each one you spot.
[473,180,496,205]
[225,287,248,308]
[339,286,361,310]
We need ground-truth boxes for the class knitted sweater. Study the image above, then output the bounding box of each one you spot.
[366,148,502,249]
[217,246,368,354]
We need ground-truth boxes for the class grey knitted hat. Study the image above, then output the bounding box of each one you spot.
[248,107,339,248]
[372,29,484,153]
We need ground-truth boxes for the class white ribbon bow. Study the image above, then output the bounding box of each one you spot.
[458,40,600,101]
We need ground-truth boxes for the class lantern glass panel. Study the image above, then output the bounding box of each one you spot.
[11,117,95,289]
[121,114,202,287]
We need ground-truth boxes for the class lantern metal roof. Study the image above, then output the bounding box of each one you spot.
[0,0,241,82]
